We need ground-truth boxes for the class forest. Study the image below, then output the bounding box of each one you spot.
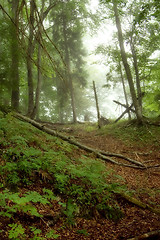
[0,0,160,239]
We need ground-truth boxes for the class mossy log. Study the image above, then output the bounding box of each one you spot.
[118,192,160,216]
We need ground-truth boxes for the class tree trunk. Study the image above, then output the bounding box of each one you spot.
[62,9,77,123]
[31,0,45,119]
[27,0,35,116]
[118,60,131,120]
[130,36,142,111]
[93,81,101,128]
[31,44,42,119]
[112,0,143,124]
[11,0,20,111]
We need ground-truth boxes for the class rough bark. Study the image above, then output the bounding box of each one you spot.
[112,0,143,124]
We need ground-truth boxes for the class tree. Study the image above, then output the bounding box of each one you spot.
[10,0,20,110]
[112,0,143,123]
[26,0,36,116]
[51,0,88,123]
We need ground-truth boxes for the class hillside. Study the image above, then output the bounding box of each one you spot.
[0,112,160,240]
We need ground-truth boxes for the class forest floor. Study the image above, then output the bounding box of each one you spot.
[48,122,160,239]
[0,117,160,240]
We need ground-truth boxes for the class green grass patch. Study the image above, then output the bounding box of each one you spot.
[99,120,160,146]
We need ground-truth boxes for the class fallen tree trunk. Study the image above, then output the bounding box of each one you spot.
[14,112,147,169]
[14,112,159,170]
[127,229,160,240]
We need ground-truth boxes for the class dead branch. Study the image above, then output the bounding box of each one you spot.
[114,101,134,123]
[99,150,144,167]
[113,100,135,113]
[13,113,147,169]
[127,229,160,240]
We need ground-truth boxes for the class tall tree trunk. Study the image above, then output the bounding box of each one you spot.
[130,36,142,111]
[27,0,35,116]
[112,0,143,124]
[118,61,131,120]
[31,43,42,119]
[62,10,77,123]
[11,0,20,111]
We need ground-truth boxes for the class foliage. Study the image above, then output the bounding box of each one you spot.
[0,189,55,218]
[0,115,129,238]
[8,223,26,240]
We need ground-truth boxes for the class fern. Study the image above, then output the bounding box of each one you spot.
[8,223,26,240]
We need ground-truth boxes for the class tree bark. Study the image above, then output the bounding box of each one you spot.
[11,0,20,111]
[27,0,35,116]
[130,36,142,111]
[31,0,45,119]
[112,0,143,124]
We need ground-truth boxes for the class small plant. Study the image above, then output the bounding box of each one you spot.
[62,198,79,225]
[45,230,59,239]
[30,227,44,240]
[8,223,26,240]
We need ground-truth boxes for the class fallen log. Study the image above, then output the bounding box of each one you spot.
[127,229,160,240]
[118,192,160,216]
[13,112,147,169]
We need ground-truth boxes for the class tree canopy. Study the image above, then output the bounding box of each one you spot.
[0,0,160,122]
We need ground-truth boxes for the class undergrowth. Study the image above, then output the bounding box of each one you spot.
[0,113,126,239]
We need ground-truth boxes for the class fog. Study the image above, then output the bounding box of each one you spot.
[83,8,126,120]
